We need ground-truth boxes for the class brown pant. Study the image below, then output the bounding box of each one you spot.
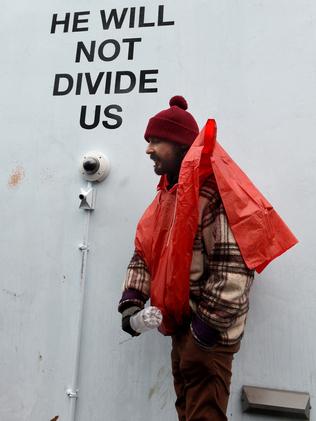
[171,328,240,421]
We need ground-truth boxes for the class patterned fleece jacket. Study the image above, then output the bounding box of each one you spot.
[118,176,255,346]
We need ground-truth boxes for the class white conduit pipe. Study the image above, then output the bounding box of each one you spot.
[67,181,93,421]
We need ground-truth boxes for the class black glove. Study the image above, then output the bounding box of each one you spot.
[121,306,141,337]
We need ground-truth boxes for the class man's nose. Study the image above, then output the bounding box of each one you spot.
[146,143,154,155]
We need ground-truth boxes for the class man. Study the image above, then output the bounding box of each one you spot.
[118,96,255,421]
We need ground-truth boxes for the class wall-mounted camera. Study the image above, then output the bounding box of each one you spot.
[80,152,110,182]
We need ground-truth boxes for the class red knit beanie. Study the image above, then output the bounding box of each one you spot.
[144,96,199,146]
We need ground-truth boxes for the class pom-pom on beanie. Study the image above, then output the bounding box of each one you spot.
[144,96,199,146]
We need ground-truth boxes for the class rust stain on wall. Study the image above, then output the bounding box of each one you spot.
[8,166,25,188]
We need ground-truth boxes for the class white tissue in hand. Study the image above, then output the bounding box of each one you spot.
[130,306,163,333]
[143,307,163,328]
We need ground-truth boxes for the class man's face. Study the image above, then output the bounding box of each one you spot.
[146,137,184,176]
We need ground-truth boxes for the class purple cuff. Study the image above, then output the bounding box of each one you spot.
[191,313,219,347]
[118,289,146,313]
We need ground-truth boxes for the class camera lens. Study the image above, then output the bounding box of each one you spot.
[83,158,100,174]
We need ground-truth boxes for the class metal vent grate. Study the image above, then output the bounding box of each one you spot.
[242,385,311,419]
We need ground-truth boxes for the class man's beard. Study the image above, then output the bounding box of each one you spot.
[150,155,165,175]
[153,159,164,175]
[150,147,187,177]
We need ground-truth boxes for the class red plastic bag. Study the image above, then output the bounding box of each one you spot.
[135,119,298,335]
[209,121,298,272]
[135,123,214,334]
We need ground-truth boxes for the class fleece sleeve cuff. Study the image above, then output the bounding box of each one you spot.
[191,313,219,347]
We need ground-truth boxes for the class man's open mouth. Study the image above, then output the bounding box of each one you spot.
[151,156,159,164]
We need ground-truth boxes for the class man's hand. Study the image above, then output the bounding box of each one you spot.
[130,306,163,333]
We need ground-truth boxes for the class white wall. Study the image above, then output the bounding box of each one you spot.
[0,1,315,420]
